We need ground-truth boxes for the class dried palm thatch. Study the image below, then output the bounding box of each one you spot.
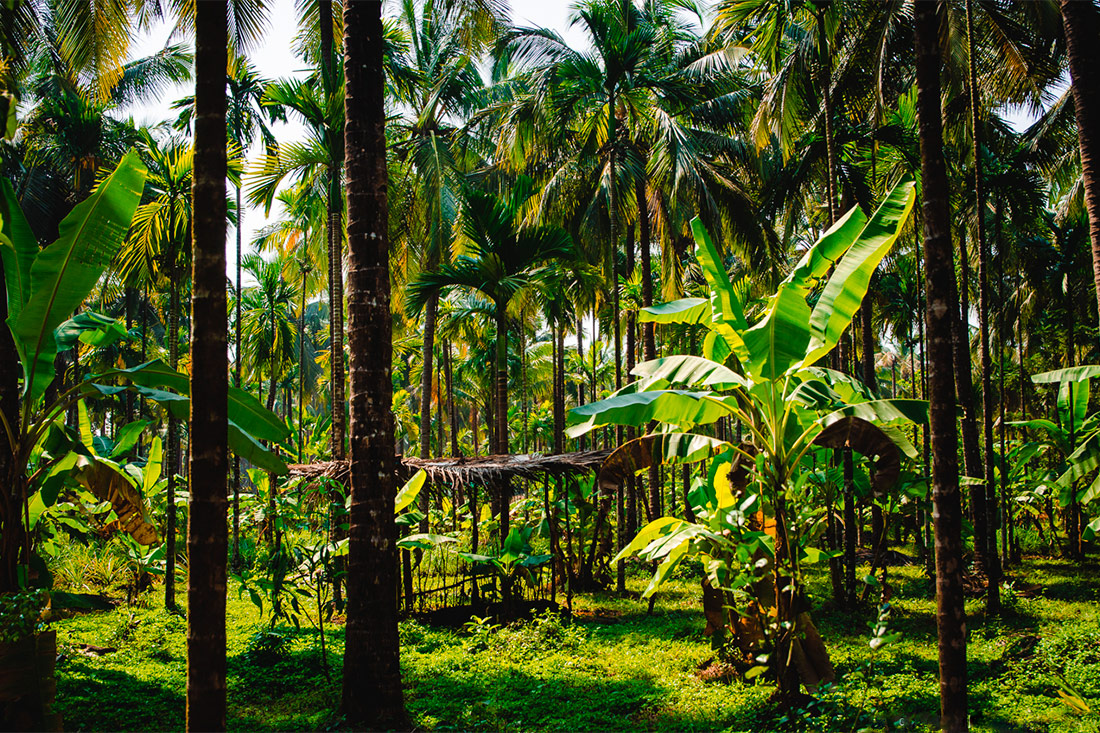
[287,450,612,489]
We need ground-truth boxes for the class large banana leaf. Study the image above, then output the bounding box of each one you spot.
[1058,379,1090,436]
[72,455,159,546]
[92,359,290,443]
[8,151,146,405]
[786,204,868,289]
[0,179,36,321]
[1032,366,1100,384]
[820,398,929,428]
[54,312,128,351]
[690,218,748,364]
[741,282,811,380]
[85,381,288,474]
[804,181,916,365]
[599,433,729,487]
[630,355,748,390]
[638,298,711,325]
[566,390,736,438]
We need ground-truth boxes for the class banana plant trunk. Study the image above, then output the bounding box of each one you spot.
[187,1,229,728]
[915,4,969,729]
[340,1,406,726]
[0,255,21,593]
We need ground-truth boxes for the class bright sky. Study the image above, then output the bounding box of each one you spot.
[122,0,587,282]
[120,0,1046,284]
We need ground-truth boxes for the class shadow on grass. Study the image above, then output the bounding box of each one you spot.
[57,658,184,732]
[402,663,769,732]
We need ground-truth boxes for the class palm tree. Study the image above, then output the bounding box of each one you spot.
[250,74,347,460]
[174,54,279,568]
[186,0,229,728]
[915,2,967,729]
[1060,0,1100,348]
[237,253,299,410]
[340,1,406,727]
[407,182,574,541]
[116,131,194,611]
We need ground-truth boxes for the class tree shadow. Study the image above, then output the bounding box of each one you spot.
[400,663,769,732]
[56,658,185,731]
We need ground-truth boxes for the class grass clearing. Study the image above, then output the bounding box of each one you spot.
[49,554,1100,731]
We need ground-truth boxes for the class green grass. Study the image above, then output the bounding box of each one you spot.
[47,554,1100,731]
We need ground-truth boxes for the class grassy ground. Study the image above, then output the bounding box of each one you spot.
[48,553,1100,732]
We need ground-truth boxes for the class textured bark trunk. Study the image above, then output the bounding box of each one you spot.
[1061,0,1100,341]
[445,340,459,457]
[955,228,984,554]
[553,325,565,455]
[165,233,180,612]
[915,4,969,729]
[232,177,243,571]
[967,0,1000,614]
[187,2,228,729]
[340,2,406,726]
[420,294,438,460]
[861,299,886,557]
[494,307,510,546]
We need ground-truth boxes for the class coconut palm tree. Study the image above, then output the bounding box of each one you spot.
[340,0,406,727]
[914,2,967,729]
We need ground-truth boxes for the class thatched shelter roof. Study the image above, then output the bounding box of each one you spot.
[287,450,612,488]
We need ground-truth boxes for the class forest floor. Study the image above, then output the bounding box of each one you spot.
[49,553,1100,732]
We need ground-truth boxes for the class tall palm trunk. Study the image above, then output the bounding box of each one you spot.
[340,2,406,726]
[915,4,968,729]
[494,305,510,545]
[954,228,984,560]
[1061,0,1100,335]
[966,0,1000,613]
[320,0,346,463]
[232,181,243,571]
[166,231,180,611]
[186,1,228,728]
[637,176,661,520]
[445,340,459,456]
[420,295,438,460]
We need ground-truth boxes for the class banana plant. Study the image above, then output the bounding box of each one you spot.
[1,151,290,591]
[1020,366,1100,539]
[568,181,922,697]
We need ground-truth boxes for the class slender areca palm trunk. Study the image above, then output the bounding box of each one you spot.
[187,1,228,728]
[915,3,968,729]
[340,2,406,726]
[232,182,243,571]
[166,232,180,611]
[1061,0,1100,339]
[966,0,1000,613]
[494,306,510,546]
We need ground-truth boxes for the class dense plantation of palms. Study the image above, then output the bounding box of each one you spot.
[4,0,1100,731]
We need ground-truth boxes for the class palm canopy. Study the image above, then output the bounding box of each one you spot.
[406,181,576,317]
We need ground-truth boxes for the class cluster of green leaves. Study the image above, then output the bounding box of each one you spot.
[573,182,921,604]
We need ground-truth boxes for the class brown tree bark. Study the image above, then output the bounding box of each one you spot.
[966,0,1000,614]
[1061,0,1100,342]
[340,2,406,724]
[186,1,228,729]
[915,3,969,730]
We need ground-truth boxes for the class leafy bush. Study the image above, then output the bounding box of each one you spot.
[463,610,586,656]
[0,588,49,643]
[244,627,294,666]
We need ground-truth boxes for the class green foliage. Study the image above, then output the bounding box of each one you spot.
[0,588,49,643]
